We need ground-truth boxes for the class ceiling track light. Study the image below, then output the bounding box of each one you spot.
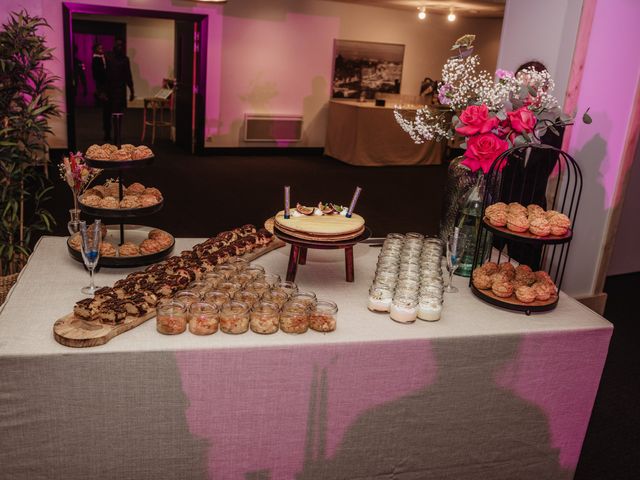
[417,6,427,20]
[447,11,456,22]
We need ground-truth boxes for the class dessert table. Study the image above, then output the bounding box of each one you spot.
[0,236,612,479]
[324,99,446,166]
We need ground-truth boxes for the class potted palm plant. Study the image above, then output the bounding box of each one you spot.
[0,11,59,303]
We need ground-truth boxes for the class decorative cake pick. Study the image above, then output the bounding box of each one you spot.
[346,186,362,218]
[284,185,291,219]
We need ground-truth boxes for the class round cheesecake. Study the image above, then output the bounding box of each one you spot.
[274,210,365,241]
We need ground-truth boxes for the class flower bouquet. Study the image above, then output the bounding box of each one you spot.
[395,35,590,273]
[59,152,101,234]
[59,152,102,210]
[395,34,591,174]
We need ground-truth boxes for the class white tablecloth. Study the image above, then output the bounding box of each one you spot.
[0,237,612,479]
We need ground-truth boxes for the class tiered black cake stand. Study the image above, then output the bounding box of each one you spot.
[67,114,174,267]
[469,144,582,314]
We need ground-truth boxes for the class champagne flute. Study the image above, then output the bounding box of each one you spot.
[80,220,102,295]
[445,230,467,293]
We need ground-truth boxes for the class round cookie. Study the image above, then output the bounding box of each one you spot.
[515,286,536,303]
[492,281,514,298]
[529,216,551,236]
[507,214,529,233]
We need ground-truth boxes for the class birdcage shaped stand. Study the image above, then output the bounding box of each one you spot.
[469,144,582,314]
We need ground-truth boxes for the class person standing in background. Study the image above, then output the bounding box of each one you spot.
[91,43,109,140]
[72,43,87,100]
[104,39,134,141]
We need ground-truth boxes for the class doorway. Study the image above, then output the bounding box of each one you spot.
[62,3,207,153]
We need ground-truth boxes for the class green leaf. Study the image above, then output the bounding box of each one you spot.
[582,110,592,124]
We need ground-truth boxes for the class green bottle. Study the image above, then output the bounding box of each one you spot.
[455,174,489,277]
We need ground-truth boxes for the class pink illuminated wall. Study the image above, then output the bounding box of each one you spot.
[1,0,502,148]
[497,0,640,296]
[562,0,640,296]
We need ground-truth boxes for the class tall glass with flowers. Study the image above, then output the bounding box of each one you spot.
[58,152,102,234]
[395,35,590,273]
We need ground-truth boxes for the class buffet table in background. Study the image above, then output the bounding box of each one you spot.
[0,236,612,479]
[325,99,446,166]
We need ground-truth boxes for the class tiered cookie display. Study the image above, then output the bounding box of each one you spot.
[79,180,163,217]
[70,140,174,267]
[469,144,582,314]
[483,201,572,241]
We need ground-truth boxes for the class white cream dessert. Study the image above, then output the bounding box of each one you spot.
[417,300,442,321]
[368,287,393,312]
[390,297,418,324]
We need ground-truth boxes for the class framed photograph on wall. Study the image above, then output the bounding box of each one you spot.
[331,39,405,99]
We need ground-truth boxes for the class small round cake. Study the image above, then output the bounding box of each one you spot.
[274,209,365,241]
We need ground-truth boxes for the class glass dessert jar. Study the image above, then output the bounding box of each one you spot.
[280,301,310,334]
[188,301,219,335]
[230,272,252,287]
[275,281,298,296]
[219,301,250,334]
[290,291,317,308]
[218,281,242,298]
[368,286,393,312]
[385,233,405,241]
[309,300,338,332]
[250,301,280,334]
[174,290,201,307]
[390,295,418,324]
[396,279,420,293]
[214,264,236,279]
[235,290,260,308]
[203,289,230,309]
[261,289,289,309]
[204,272,225,289]
[376,263,399,277]
[245,264,266,279]
[373,272,398,289]
[187,281,209,295]
[406,232,425,241]
[227,257,249,272]
[417,298,443,322]
[245,280,270,297]
[262,273,281,288]
[156,299,187,334]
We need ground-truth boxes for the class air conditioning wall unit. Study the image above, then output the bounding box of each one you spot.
[243,114,304,142]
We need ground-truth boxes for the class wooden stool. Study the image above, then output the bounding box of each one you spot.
[141,98,171,144]
[273,227,372,283]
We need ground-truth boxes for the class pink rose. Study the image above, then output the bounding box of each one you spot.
[455,104,499,136]
[462,132,509,174]
[495,118,511,139]
[507,107,536,133]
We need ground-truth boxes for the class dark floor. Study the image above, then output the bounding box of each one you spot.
[51,107,448,238]
[48,107,639,479]
[574,272,640,480]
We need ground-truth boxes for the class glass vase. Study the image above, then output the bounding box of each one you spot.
[439,156,476,244]
[454,173,491,277]
[67,208,82,235]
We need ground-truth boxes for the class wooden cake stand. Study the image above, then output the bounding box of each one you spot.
[274,226,371,283]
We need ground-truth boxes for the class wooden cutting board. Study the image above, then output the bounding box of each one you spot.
[54,310,156,348]
[274,211,365,237]
[53,238,285,348]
